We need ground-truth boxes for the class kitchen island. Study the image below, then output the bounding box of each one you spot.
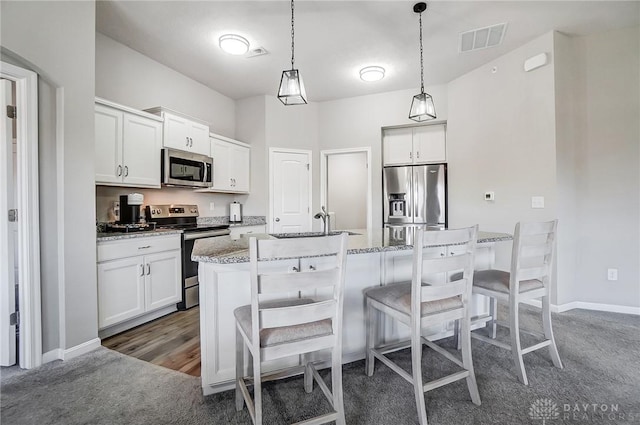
[192,228,512,395]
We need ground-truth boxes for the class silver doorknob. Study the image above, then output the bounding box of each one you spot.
[275,218,280,222]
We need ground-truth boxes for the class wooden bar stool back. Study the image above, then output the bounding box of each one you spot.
[471,219,563,385]
[364,226,480,425]
[234,233,348,425]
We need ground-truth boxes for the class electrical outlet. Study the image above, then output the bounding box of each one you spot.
[209,202,215,211]
[531,196,545,209]
[484,191,495,201]
[607,268,618,281]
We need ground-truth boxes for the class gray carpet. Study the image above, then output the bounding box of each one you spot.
[2,307,639,424]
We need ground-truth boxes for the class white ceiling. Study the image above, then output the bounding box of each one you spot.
[96,1,639,102]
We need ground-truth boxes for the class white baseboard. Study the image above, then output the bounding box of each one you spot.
[63,338,102,361]
[41,338,102,364]
[42,348,63,363]
[523,299,640,315]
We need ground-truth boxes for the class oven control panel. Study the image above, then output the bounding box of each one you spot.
[147,204,199,218]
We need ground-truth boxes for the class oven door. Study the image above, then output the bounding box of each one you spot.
[162,148,213,188]
[179,229,230,310]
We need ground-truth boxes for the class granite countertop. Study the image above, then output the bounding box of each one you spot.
[198,216,266,227]
[97,229,183,242]
[192,229,513,264]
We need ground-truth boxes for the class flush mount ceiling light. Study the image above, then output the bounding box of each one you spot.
[277,0,307,105]
[408,2,436,122]
[219,34,249,55]
[359,66,385,82]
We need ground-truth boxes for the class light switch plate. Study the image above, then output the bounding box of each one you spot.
[209,202,215,211]
[531,196,545,209]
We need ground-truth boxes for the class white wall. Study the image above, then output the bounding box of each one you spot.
[235,96,266,216]
[555,27,640,308]
[327,152,368,229]
[96,33,235,138]
[1,1,97,351]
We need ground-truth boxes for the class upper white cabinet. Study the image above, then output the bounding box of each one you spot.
[145,107,210,156]
[383,123,446,166]
[95,99,162,188]
[208,134,250,193]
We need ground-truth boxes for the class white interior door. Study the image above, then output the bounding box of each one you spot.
[1,78,17,366]
[270,149,312,233]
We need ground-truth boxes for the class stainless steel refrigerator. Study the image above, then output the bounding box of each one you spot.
[383,164,447,243]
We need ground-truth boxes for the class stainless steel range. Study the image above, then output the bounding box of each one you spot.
[145,204,230,310]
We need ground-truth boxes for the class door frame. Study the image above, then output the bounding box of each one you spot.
[320,147,373,231]
[268,147,313,233]
[1,61,42,369]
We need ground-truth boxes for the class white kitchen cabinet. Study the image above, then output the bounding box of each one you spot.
[95,99,163,188]
[208,134,251,193]
[229,225,266,239]
[383,123,446,165]
[145,107,210,156]
[97,235,181,331]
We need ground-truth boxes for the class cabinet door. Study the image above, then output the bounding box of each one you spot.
[383,128,414,165]
[97,257,145,329]
[231,144,250,192]
[413,125,446,163]
[188,122,211,156]
[95,104,123,184]
[144,250,181,312]
[162,113,191,151]
[122,113,162,187]
[229,225,266,239]
[210,138,232,190]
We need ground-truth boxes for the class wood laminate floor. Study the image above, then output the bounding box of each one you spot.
[102,307,201,377]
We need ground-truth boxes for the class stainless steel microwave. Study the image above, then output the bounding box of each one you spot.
[161,148,212,188]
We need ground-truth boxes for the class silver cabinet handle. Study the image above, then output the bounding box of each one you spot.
[275,217,280,222]
[309,265,316,271]
[146,264,151,275]
[138,245,151,250]
[191,137,194,147]
[417,151,420,159]
[117,165,123,176]
[186,136,190,146]
[124,166,129,177]
[139,264,144,276]
[292,266,299,272]
[409,151,413,159]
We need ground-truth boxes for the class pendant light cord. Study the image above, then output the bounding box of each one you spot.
[419,10,424,94]
[290,0,295,69]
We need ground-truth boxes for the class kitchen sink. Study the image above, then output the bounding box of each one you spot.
[271,231,360,239]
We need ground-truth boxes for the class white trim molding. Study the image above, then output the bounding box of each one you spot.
[524,299,640,316]
[320,147,373,232]
[62,338,102,361]
[1,60,42,369]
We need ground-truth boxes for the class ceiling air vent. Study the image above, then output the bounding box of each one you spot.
[246,47,269,58]
[459,23,507,53]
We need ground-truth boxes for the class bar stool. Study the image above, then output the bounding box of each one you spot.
[234,233,348,425]
[364,226,481,425]
[471,220,563,385]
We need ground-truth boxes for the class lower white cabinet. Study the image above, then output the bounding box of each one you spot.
[229,225,266,239]
[97,235,181,330]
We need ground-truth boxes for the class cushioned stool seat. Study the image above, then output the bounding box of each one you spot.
[472,270,544,294]
[365,283,463,317]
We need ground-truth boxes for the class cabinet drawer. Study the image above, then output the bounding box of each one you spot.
[98,235,181,262]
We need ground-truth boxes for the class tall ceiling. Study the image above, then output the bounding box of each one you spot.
[96,1,639,102]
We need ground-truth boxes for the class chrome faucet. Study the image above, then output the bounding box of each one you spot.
[314,206,331,235]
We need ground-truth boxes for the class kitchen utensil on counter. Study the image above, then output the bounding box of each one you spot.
[118,193,144,224]
[229,201,243,223]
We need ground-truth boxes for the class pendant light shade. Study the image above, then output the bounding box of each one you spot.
[409,2,436,122]
[278,0,307,105]
[278,69,307,105]
[409,92,436,121]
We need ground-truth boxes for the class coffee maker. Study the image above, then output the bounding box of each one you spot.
[118,193,144,224]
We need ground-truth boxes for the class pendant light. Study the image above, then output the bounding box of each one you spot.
[409,2,436,121]
[277,0,307,105]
